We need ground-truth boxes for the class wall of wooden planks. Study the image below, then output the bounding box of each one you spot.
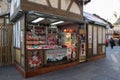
[0,24,13,66]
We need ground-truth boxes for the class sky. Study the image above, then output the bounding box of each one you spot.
[84,0,120,24]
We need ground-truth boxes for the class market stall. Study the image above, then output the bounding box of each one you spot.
[84,12,108,61]
[10,0,86,78]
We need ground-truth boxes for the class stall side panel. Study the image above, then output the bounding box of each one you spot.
[93,26,98,55]
[102,28,106,54]
[13,16,26,70]
[97,26,103,54]
[79,24,86,62]
[87,24,93,59]
[13,21,21,65]
[20,15,26,69]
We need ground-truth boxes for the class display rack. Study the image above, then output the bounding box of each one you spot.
[26,26,58,50]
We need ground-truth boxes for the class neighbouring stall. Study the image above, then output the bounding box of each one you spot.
[0,13,13,66]
[10,0,86,78]
[84,12,108,61]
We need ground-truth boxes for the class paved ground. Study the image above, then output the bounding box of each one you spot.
[0,46,120,80]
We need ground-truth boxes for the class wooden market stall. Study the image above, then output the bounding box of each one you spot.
[10,0,87,78]
[0,13,13,66]
[84,12,108,61]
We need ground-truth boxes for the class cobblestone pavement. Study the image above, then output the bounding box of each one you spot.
[0,46,120,80]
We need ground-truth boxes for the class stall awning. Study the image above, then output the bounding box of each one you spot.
[83,12,108,27]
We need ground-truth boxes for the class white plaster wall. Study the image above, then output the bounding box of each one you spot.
[69,2,80,14]
[61,0,71,10]
[49,0,58,8]
[28,0,48,6]
[0,0,10,15]
[28,0,82,15]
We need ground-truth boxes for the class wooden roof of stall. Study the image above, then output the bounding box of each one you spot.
[93,14,114,28]
[84,12,108,27]
[84,12,114,28]
[11,0,84,22]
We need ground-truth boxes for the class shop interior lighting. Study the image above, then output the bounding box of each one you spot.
[32,17,44,23]
[51,21,64,25]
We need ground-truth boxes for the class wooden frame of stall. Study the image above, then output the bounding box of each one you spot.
[0,13,13,66]
[83,12,107,61]
[85,22,106,61]
[10,0,87,78]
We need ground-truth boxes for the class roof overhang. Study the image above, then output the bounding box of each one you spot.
[84,12,108,28]
[10,0,84,23]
